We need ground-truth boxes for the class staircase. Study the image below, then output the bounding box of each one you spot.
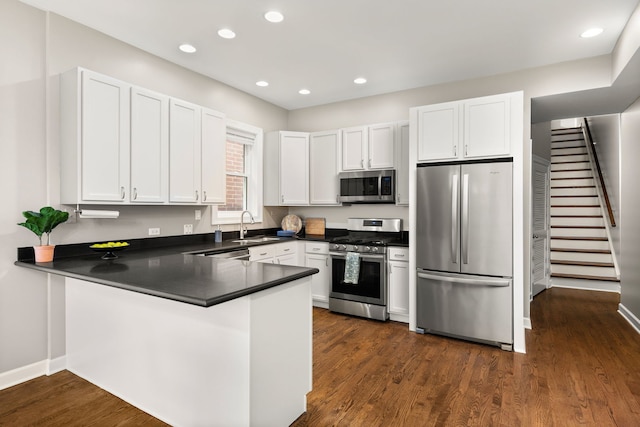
[549,126,619,284]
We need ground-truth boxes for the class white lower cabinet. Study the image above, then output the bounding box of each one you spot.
[304,242,330,308]
[388,247,409,323]
[249,241,301,266]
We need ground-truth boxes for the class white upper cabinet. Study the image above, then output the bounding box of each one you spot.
[130,87,169,203]
[368,123,395,169]
[395,121,410,206]
[201,108,226,204]
[341,126,368,171]
[416,93,513,162]
[61,68,130,204]
[463,94,510,158]
[264,131,309,206]
[341,124,395,171]
[309,130,340,205]
[169,99,201,203]
[416,101,460,162]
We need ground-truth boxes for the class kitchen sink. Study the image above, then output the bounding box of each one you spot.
[232,236,281,243]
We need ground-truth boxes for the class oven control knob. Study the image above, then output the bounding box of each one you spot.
[341,245,347,251]
[364,246,371,252]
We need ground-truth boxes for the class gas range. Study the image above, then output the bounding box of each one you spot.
[329,218,403,255]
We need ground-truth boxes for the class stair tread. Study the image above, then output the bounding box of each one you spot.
[551,160,589,164]
[551,248,611,254]
[550,168,591,172]
[550,225,605,229]
[551,236,608,241]
[551,273,619,282]
[552,260,614,267]
[551,177,593,180]
[551,185,596,189]
[551,195,598,198]
[551,214,603,218]
[550,205,600,208]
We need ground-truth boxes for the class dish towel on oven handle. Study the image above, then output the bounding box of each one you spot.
[344,252,360,284]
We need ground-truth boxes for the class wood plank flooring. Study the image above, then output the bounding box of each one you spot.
[1,288,639,426]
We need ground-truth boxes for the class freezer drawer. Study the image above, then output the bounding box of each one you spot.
[416,270,513,348]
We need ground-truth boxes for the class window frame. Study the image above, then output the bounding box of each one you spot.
[211,119,263,225]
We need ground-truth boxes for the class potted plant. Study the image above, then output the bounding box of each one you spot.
[17,206,69,262]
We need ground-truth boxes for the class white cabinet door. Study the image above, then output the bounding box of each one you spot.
[395,121,410,206]
[368,123,395,169]
[388,247,409,323]
[309,130,340,205]
[416,101,460,162]
[81,70,130,202]
[463,94,511,158]
[341,126,367,171]
[130,87,168,203]
[249,245,276,263]
[201,108,226,204]
[169,99,201,203]
[305,253,330,308]
[275,253,298,266]
[280,132,309,205]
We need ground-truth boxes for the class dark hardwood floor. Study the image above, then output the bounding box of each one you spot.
[1,288,639,426]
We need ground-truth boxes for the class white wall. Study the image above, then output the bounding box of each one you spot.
[531,122,551,160]
[620,96,640,322]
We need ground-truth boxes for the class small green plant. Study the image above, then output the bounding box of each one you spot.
[17,207,69,246]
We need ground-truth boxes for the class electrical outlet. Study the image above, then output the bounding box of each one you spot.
[149,227,160,236]
[184,224,193,234]
[195,209,201,220]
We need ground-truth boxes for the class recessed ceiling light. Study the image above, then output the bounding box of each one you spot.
[256,81,269,87]
[218,28,236,39]
[581,28,603,38]
[179,43,197,53]
[299,89,311,95]
[354,77,367,85]
[264,11,284,23]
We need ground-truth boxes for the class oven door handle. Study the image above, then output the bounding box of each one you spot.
[330,252,385,262]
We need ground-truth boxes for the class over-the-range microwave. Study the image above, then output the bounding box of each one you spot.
[338,169,396,204]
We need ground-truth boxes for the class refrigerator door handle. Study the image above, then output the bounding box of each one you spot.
[417,271,511,287]
[451,173,459,264]
[461,173,470,264]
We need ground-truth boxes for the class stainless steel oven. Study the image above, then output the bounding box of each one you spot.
[328,218,403,321]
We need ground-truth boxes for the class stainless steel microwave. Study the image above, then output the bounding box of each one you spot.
[338,169,396,204]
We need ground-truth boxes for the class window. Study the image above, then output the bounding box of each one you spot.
[212,119,263,225]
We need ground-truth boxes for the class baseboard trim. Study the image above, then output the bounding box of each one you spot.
[0,360,47,391]
[523,317,532,329]
[618,303,640,335]
[47,356,67,375]
[550,277,620,293]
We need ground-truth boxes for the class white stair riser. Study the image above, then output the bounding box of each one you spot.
[551,187,597,197]
[551,197,599,206]
[550,239,610,250]
[550,141,584,149]
[551,147,587,156]
[550,228,606,238]
[551,264,616,278]
[550,206,602,216]
[551,162,590,171]
[551,170,592,179]
[551,251,613,263]
[550,216,604,227]
[551,154,589,163]
[551,178,595,187]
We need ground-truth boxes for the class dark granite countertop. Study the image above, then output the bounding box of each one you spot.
[15,234,319,307]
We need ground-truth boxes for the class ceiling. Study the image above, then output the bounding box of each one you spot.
[21,0,640,111]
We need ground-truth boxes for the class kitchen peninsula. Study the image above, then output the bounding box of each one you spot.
[16,242,318,427]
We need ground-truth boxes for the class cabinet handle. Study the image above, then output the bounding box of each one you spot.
[283,248,290,252]
[394,253,405,258]
[195,190,199,201]
[465,145,468,156]
[133,188,137,200]
[453,145,457,157]
[203,191,207,201]
[361,159,364,168]
[336,195,339,203]
[281,195,284,202]
[313,248,320,251]
[120,186,125,200]
[325,258,328,267]
[260,252,267,256]
[368,159,372,168]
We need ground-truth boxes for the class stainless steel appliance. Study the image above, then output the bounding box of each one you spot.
[416,159,513,350]
[338,169,395,204]
[197,248,250,260]
[329,218,403,321]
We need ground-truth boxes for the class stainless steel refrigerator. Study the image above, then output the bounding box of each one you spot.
[416,159,513,350]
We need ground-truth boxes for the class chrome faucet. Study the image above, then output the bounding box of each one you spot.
[239,210,255,239]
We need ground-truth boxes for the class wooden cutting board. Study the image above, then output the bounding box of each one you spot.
[305,218,326,236]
